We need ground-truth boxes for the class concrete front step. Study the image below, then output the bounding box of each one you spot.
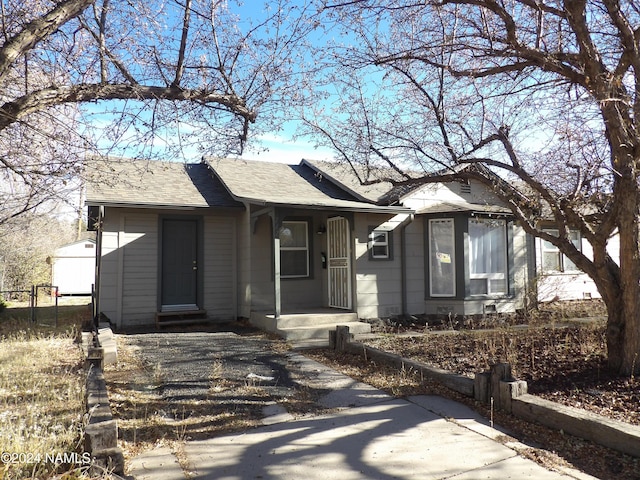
[250,310,357,330]
[274,312,358,329]
[277,321,371,341]
[249,310,370,341]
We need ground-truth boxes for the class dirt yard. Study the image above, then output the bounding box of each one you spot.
[363,322,639,426]
[106,300,640,479]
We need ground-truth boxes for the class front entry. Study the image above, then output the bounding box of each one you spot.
[327,216,352,309]
[161,218,199,311]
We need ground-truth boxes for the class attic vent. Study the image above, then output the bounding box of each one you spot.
[459,182,471,195]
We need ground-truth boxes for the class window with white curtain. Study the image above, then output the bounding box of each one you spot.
[429,219,455,297]
[469,218,507,295]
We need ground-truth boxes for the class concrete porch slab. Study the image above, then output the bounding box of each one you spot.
[250,309,371,341]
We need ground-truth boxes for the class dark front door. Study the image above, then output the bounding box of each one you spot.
[161,219,198,309]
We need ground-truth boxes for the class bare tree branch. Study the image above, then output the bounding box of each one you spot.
[173,0,193,88]
[0,83,256,131]
[0,0,93,84]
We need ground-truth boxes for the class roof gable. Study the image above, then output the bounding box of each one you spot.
[85,159,242,209]
[53,238,97,258]
[402,178,511,214]
[204,157,412,213]
[303,159,513,213]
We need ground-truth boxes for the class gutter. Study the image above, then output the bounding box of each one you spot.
[84,201,244,211]
[225,197,413,215]
[93,206,104,334]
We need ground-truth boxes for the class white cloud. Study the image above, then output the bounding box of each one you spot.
[240,133,335,164]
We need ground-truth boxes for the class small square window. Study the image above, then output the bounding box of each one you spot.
[368,229,392,260]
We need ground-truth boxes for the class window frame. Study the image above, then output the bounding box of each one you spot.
[279,220,310,279]
[368,228,393,260]
[541,229,581,273]
[428,218,456,297]
[468,217,508,297]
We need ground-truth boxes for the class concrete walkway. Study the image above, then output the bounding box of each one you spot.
[128,352,595,480]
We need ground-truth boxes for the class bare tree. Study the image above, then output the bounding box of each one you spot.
[306,0,640,375]
[0,0,312,224]
[0,213,77,294]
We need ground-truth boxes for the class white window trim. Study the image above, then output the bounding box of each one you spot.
[369,230,390,259]
[280,221,309,278]
[469,218,508,296]
[429,218,456,297]
[541,229,581,273]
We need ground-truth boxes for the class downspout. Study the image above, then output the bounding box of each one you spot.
[400,213,415,318]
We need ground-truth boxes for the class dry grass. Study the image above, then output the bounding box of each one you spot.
[0,330,86,479]
[0,299,90,479]
[0,299,91,339]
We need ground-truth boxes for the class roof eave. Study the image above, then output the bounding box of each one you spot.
[416,207,513,216]
[244,199,413,214]
[85,200,244,211]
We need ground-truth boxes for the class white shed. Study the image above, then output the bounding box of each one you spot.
[50,239,96,295]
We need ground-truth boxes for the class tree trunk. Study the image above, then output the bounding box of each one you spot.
[606,269,640,376]
[597,83,640,375]
[612,200,640,376]
[606,155,640,375]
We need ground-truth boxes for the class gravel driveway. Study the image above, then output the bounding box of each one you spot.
[121,329,334,424]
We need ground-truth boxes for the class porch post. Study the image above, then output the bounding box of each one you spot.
[273,235,281,320]
[271,211,282,320]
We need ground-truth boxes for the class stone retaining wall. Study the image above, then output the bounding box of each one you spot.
[82,329,125,476]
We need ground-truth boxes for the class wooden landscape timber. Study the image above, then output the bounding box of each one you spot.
[332,325,640,458]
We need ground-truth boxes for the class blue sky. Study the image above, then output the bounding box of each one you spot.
[81,101,335,164]
[80,0,336,165]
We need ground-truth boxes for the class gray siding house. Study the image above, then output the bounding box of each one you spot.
[86,160,243,329]
[86,157,532,335]
[304,160,531,317]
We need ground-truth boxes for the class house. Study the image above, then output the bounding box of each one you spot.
[86,157,532,336]
[86,158,412,336]
[303,160,531,316]
[50,238,96,295]
[533,224,620,302]
[86,160,244,329]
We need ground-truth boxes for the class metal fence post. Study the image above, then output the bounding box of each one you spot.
[30,285,35,323]
[53,286,58,328]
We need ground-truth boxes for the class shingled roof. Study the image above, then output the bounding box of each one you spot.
[85,159,242,209]
[204,157,412,213]
[301,159,423,205]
